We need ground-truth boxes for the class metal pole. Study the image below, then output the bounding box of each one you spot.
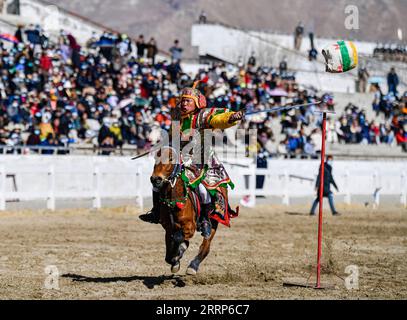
[401,171,407,208]
[47,164,56,211]
[316,112,327,288]
[0,165,6,211]
[135,167,144,212]
[344,169,351,205]
[93,165,101,210]
[283,170,290,206]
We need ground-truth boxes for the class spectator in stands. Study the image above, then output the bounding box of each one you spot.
[387,67,399,97]
[40,133,58,155]
[199,11,207,24]
[169,39,183,62]
[14,25,24,43]
[25,24,41,46]
[372,83,383,116]
[357,65,370,93]
[26,128,41,153]
[255,128,273,189]
[279,57,288,76]
[98,31,115,60]
[381,123,395,146]
[308,32,318,61]
[39,50,53,72]
[147,38,158,65]
[396,128,407,152]
[326,118,338,144]
[248,52,257,68]
[118,34,132,57]
[3,132,20,154]
[99,136,116,156]
[310,155,341,216]
[110,121,124,148]
[0,128,8,153]
[294,22,304,50]
[304,137,317,159]
[136,35,146,59]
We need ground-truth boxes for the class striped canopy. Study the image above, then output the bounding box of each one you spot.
[0,34,20,44]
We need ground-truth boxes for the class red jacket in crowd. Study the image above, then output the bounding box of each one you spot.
[40,54,53,71]
[396,131,407,144]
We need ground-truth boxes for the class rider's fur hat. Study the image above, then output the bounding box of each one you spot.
[180,81,207,109]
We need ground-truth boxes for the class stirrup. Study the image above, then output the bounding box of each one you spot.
[139,210,160,224]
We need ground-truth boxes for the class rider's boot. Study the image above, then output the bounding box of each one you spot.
[139,191,160,224]
[199,204,213,240]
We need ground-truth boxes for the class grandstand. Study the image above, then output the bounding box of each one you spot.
[192,22,407,93]
[0,0,406,209]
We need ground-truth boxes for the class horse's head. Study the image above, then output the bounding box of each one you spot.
[151,147,182,189]
[151,147,187,268]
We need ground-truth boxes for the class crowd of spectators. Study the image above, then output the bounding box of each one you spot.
[257,87,407,158]
[0,24,406,157]
[374,44,407,63]
[0,25,184,155]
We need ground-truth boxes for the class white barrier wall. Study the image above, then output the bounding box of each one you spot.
[0,155,153,210]
[227,160,407,207]
[0,155,406,210]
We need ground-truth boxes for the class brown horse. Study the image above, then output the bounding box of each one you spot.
[150,147,218,275]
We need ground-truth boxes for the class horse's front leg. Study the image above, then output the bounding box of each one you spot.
[163,227,190,273]
[186,221,218,276]
[170,217,196,274]
[170,240,189,274]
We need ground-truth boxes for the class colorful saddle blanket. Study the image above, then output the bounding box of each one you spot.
[185,167,239,227]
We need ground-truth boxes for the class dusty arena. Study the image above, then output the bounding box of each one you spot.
[0,203,406,300]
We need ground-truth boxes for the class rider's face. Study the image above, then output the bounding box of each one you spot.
[181,98,196,114]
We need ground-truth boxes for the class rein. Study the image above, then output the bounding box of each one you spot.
[160,176,190,210]
[157,151,201,235]
[163,163,182,188]
[158,147,189,210]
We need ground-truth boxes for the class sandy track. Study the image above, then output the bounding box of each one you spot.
[0,204,406,300]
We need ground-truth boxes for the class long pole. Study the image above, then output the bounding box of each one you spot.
[316,112,327,288]
[245,101,322,116]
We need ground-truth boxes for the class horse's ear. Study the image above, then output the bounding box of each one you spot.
[154,149,162,163]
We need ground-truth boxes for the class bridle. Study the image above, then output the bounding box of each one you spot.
[157,146,183,188]
[156,147,190,239]
[155,147,193,244]
[155,147,190,210]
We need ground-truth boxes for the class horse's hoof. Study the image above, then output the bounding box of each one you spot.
[171,263,181,274]
[186,267,197,276]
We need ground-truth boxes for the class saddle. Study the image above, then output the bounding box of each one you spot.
[189,186,239,228]
[181,163,238,228]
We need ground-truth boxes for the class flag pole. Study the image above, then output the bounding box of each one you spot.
[316,111,327,288]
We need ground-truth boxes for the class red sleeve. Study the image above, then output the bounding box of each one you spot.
[396,133,407,143]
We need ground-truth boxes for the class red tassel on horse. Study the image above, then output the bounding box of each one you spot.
[176,202,185,210]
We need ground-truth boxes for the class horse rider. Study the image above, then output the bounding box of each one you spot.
[140,81,245,239]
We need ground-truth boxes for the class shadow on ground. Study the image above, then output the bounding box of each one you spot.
[62,273,186,289]
[285,212,308,216]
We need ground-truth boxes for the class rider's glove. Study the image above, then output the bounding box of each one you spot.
[228,110,245,124]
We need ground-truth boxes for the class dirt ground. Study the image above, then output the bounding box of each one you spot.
[0,203,406,300]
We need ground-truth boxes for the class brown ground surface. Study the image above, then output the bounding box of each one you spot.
[0,204,406,300]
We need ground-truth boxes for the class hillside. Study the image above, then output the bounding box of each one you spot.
[45,0,407,58]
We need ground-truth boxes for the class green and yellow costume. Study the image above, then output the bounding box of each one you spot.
[173,85,240,197]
